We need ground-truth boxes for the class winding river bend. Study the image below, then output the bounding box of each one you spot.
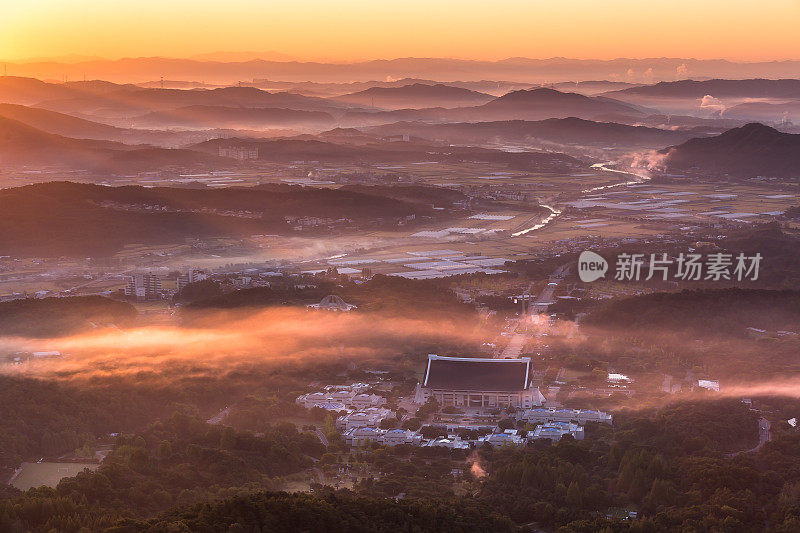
[512,162,651,237]
[511,204,562,237]
[582,162,651,193]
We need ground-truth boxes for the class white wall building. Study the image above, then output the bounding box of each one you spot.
[532,422,585,442]
[479,430,526,446]
[125,272,161,300]
[343,427,423,447]
[295,384,385,411]
[516,408,612,425]
[336,407,393,431]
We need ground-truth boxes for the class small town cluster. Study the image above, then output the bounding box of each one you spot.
[297,355,614,450]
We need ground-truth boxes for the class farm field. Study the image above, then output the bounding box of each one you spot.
[9,462,100,491]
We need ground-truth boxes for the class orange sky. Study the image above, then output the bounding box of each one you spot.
[2,0,799,63]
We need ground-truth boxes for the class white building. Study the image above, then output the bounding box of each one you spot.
[350,393,387,410]
[383,429,423,446]
[342,427,423,447]
[307,295,357,311]
[336,407,394,431]
[177,269,207,292]
[415,355,546,409]
[479,430,526,446]
[516,408,612,425]
[423,436,471,450]
[532,422,585,442]
[344,427,384,447]
[697,379,720,392]
[219,146,259,161]
[295,386,385,411]
[125,273,161,300]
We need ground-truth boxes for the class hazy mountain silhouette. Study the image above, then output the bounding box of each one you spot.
[609,79,800,99]
[0,115,229,171]
[365,117,703,148]
[0,181,427,256]
[661,123,800,178]
[333,83,495,109]
[191,136,585,170]
[723,101,800,123]
[132,105,336,129]
[0,115,124,166]
[340,87,646,125]
[0,78,351,120]
[478,88,645,117]
[6,57,800,84]
[0,103,124,139]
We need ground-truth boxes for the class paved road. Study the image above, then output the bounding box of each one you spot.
[729,417,771,456]
[498,333,525,358]
[531,264,570,313]
[315,429,329,447]
[751,417,772,452]
[493,264,570,359]
[206,407,231,425]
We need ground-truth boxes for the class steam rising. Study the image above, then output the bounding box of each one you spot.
[700,94,726,115]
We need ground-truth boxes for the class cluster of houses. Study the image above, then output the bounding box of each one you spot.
[295,356,614,450]
[295,383,387,412]
[342,420,590,449]
[515,407,613,425]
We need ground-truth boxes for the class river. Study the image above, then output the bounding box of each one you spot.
[512,161,650,237]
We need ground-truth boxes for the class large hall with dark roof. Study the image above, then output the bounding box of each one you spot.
[414,354,546,409]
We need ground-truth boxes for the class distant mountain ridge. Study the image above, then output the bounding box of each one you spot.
[609,79,800,99]
[341,88,646,125]
[131,105,336,128]
[5,57,800,84]
[0,181,430,256]
[365,117,705,148]
[0,115,228,171]
[0,77,352,119]
[0,103,124,139]
[661,123,800,179]
[333,83,495,109]
[191,136,586,171]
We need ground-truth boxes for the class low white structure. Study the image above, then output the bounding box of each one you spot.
[697,379,720,392]
[307,294,357,311]
[423,436,471,450]
[479,430,525,446]
[336,407,394,431]
[343,427,424,447]
[295,384,385,411]
[350,393,387,410]
[532,422,585,442]
[516,407,612,425]
[383,429,424,446]
[344,427,383,447]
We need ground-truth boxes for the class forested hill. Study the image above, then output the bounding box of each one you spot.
[584,288,800,336]
[185,275,475,319]
[0,181,431,257]
[0,296,136,337]
[140,491,515,532]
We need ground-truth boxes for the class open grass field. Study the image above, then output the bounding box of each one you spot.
[10,462,99,491]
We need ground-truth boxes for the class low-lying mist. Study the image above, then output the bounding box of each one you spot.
[0,306,484,381]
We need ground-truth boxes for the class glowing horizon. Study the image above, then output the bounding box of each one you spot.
[2,0,799,64]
